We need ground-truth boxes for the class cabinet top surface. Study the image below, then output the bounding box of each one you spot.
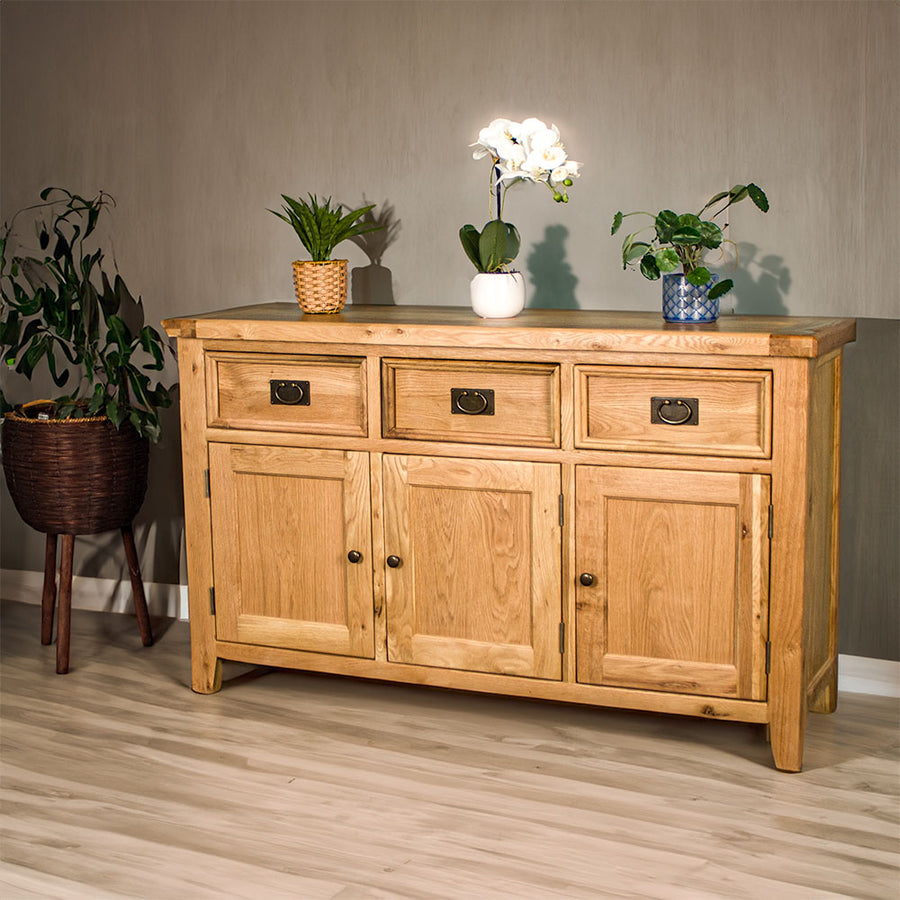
[162,303,856,358]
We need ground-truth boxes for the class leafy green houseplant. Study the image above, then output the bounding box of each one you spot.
[1,188,174,672]
[1,187,174,440]
[611,183,769,302]
[270,194,383,313]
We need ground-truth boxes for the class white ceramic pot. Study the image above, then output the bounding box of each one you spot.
[470,272,526,319]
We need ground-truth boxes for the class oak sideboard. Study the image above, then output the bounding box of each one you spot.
[163,304,856,771]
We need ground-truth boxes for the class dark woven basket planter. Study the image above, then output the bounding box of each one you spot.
[2,411,149,535]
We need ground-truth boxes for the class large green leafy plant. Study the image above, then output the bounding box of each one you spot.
[0,187,175,442]
[611,183,769,300]
[270,194,383,261]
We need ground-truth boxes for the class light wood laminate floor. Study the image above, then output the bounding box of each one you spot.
[1,598,897,899]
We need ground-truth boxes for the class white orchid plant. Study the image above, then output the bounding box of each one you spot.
[460,117,581,274]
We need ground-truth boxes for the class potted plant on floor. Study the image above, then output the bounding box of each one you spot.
[270,193,383,314]
[460,116,582,318]
[611,183,769,322]
[0,186,176,672]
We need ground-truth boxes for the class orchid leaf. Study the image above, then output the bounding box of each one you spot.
[459,224,484,271]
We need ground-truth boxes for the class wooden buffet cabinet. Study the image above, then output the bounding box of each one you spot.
[163,304,855,771]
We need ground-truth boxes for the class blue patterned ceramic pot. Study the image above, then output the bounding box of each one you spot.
[662,273,719,323]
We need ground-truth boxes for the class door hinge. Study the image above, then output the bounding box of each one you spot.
[204,469,211,498]
[767,504,774,539]
[558,493,565,527]
[765,640,772,674]
[209,586,216,616]
[559,621,565,654]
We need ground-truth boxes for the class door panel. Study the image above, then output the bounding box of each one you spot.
[209,444,374,657]
[383,455,561,679]
[576,466,769,699]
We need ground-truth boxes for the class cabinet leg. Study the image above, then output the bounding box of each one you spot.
[121,525,154,647]
[41,534,58,645]
[56,535,75,675]
[809,660,838,714]
[769,711,806,772]
[191,655,223,694]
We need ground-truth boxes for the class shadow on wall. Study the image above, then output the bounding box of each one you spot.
[350,199,401,305]
[729,243,790,315]
[526,225,579,309]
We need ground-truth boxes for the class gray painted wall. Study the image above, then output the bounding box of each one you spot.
[1,1,897,659]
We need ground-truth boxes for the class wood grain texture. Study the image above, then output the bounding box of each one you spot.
[163,304,856,359]
[575,467,769,700]
[206,352,367,437]
[209,444,373,658]
[767,358,813,771]
[174,337,221,693]
[575,365,772,458]
[1,600,897,900]
[164,306,855,771]
[382,358,560,447]
[383,455,561,680]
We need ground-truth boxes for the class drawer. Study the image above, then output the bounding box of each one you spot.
[382,359,560,447]
[206,352,366,436]
[575,366,772,458]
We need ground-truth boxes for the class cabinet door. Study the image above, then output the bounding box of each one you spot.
[209,444,374,657]
[383,455,561,679]
[575,466,769,699]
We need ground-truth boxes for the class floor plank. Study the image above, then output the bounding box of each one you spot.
[1,599,897,899]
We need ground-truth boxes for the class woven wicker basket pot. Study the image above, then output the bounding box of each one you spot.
[2,411,149,535]
[292,259,348,314]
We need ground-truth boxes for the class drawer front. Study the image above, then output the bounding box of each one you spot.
[207,352,366,436]
[383,359,560,447]
[575,366,771,458]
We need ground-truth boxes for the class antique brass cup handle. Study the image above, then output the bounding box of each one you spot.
[651,397,698,426]
[450,388,495,416]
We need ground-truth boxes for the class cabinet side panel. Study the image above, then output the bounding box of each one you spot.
[804,352,842,706]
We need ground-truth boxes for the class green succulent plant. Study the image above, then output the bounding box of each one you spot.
[611,183,769,300]
[270,194,383,261]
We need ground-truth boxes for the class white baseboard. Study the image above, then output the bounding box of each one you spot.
[0,568,189,621]
[1,567,898,698]
[838,654,900,698]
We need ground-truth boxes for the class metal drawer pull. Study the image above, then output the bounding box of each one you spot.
[270,379,310,406]
[450,388,495,416]
[579,572,595,587]
[651,396,698,426]
[386,555,402,568]
[347,550,362,564]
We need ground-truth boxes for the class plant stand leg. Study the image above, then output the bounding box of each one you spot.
[41,534,58,645]
[56,534,75,674]
[121,525,153,647]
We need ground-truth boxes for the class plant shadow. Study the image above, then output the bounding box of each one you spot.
[349,198,400,306]
[526,224,579,309]
[728,243,791,315]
